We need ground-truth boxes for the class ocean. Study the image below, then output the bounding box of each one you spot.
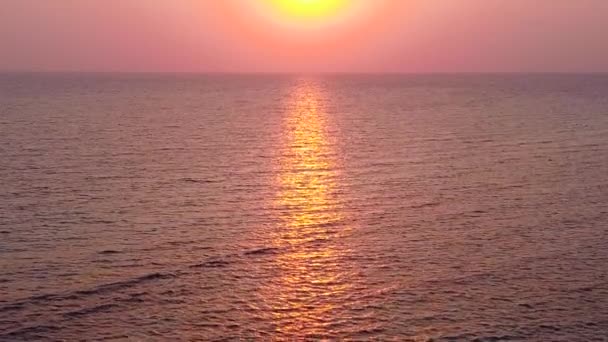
[1,73,607,340]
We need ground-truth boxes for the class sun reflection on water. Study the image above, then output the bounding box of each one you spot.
[262,80,352,338]
[275,82,343,237]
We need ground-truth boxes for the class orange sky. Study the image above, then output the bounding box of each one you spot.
[1,0,608,72]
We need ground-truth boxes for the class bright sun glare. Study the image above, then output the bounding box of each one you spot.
[268,0,348,20]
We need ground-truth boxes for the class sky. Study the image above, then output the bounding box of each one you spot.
[1,0,607,73]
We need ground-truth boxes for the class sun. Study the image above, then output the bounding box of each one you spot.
[268,0,348,20]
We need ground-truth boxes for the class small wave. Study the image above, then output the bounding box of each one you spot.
[538,324,561,332]
[439,333,480,341]
[472,335,522,342]
[410,202,440,209]
[1,324,61,339]
[244,247,280,256]
[0,303,25,313]
[190,259,231,268]
[75,272,176,296]
[0,272,176,313]
[64,303,119,318]
[179,177,218,184]
[98,249,122,255]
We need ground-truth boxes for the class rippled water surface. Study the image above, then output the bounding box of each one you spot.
[1,74,608,341]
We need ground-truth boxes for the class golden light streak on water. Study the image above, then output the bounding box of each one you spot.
[262,80,353,338]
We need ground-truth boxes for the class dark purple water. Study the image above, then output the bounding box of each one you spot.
[1,73,608,340]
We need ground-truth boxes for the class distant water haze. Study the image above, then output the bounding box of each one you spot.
[1,0,608,72]
[1,73,607,340]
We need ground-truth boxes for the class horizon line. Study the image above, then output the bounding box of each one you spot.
[2,70,608,75]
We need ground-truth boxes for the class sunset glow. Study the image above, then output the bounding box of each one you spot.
[268,0,348,20]
[243,0,367,31]
[1,1,607,72]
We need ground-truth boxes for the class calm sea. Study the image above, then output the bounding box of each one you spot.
[1,73,607,341]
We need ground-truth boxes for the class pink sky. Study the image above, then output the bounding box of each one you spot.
[1,0,607,72]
